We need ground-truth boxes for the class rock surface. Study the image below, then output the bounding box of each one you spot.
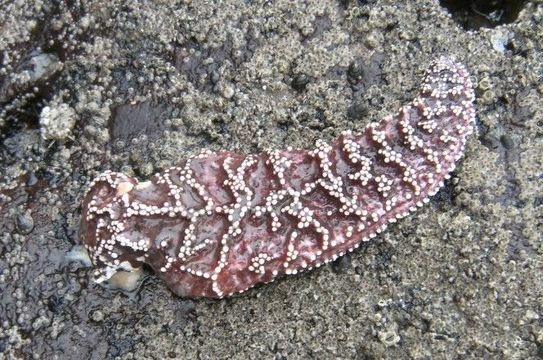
[1,0,542,359]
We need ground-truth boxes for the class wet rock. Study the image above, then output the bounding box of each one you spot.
[331,254,352,274]
[25,172,38,187]
[347,102,368,120]
[16,212,34,235]
[210,69,220,84]
[110,101,174,141]
[291,74,310,91]
[346,54,384,95]
[500,134,514,150]
[1,1,542,359]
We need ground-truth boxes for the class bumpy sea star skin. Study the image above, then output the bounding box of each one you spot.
[80,57,475,299]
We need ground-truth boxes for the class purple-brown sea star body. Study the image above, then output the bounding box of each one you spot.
[80,57,475,299]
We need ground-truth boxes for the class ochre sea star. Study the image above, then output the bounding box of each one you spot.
[80,56,475,299]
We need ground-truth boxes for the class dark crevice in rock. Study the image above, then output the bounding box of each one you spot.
[439,0,528,30]
[331,254,352,274]
[430,174,457,210]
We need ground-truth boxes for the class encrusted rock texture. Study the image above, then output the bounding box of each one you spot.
[0,0,542,359]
